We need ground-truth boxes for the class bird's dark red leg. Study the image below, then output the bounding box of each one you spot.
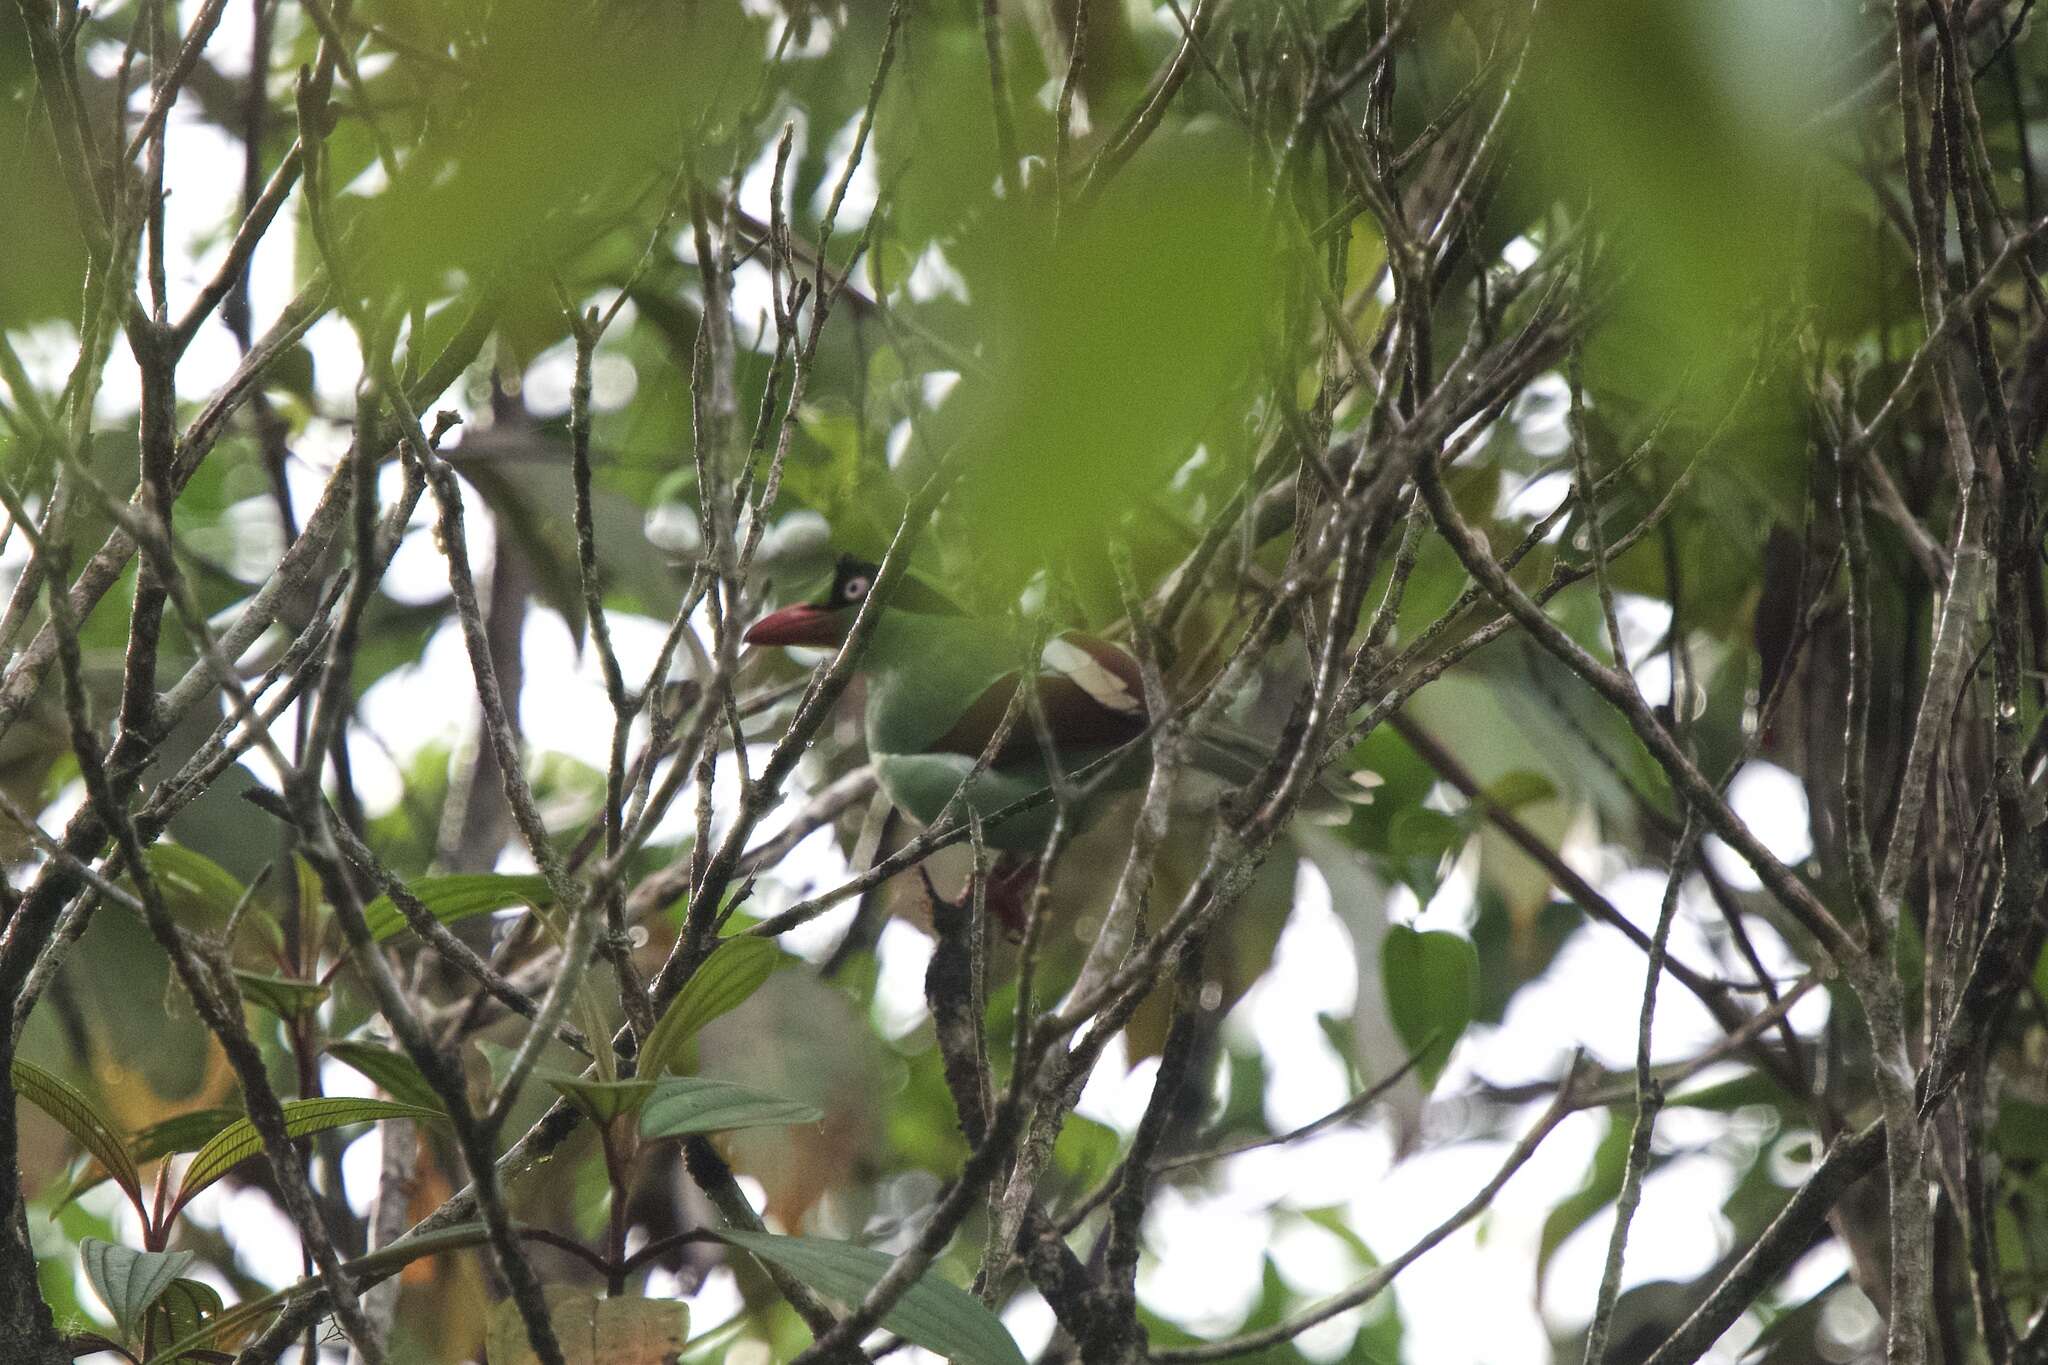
[918,857,1041,940]
[983,855,1041,941]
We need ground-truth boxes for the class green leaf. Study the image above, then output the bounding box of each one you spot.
[544,1073,658,1125]
[11,1058,142,1213]
[1481,769,1559,812]
[233,971,330,1021]
[1539,1112,1634,1292]
[1997,1097,2048,1162]
[140,844,247,923]
[154,1223,493,1363]
[171,1097,444,1217]
[48,1154,112,1216]
[639,937,782,1078]
[715,1230,1025,1365]
[1388,808,1468,903]
[80,1238,193,1343]
[1378,925,1477,1092]
[638,1077,822,1140]
[151,1277,225,1363]
[474,1038,519,1091]
[51,1108,243,1216]
[677,1314,752,1362]
[326,1041,444,1112]
[132,1108,244,1163]
[362,873,552,943]
[294,854,323,919]
[1049,1114,1120,1187]
[1389,808,1464,860]
[486,1286,690,1364]
[1665,1069,1792,1112]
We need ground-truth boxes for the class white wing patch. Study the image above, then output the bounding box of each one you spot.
[1041,637,1143,714]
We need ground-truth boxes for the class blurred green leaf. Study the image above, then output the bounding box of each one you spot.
[453,438,681,630]
[1482,770,1559,812]
[1538,1113,1633,1292]
[1665,1069,1794,1113]
[140,843,247,925]
[1997,1097,2048,1163]
[943,129,1271,595]
[1470,890,1582,1026]
[543,1073,658,1125]
[233,971,330,1022]
[345,0,763,311]
[639,937,783,1078]
[715,1229,1026,1365]
[1388,808,1467,903]
[0,94,86,329]
[638,1077,822,1141]
[677,1314,752,1363]
[1378,925,1476,1091]
[1051,1114,1121,1189]
[1524,0,1858,410]
[875,22,1001,250]
[487,1287,689,1365]
[326,1041,444,1113]
[362,873,553,942]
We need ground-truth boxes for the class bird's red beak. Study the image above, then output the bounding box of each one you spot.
[743,603,847,648]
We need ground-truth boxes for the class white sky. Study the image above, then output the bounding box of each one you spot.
[20,13,1851,1361]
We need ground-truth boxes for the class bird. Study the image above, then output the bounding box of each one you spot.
[742,556,1164,859]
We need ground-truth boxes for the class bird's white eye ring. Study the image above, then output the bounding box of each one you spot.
[843,575,871,601]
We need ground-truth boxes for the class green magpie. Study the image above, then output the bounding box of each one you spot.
[743,557,1164,856]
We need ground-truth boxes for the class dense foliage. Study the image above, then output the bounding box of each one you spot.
[2,0,2047,1362]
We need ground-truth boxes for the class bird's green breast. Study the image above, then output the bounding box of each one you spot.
[860,610,1023,757]
[858,609,1144,849]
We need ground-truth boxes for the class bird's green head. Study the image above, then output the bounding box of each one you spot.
[744,555,958,648]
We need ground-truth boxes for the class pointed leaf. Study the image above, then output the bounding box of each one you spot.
[714,1230,1026,1365]
[171,1098,444,1217]
[639,938,781,1078]
[233,971,330,1021]
[80,1238,193,1343]
[362,873,553,942]
[11,1058,142,1213]
[1538,1113,1634,1291]
[48,1154,113,1217]
[1378,925,1476,1092]
[543,1073,657,1124]
[151,1277,225,1363]
[153,1224,493,1363]
[1481,769,1559,812]
[677,1314,751,1362]
[474,1038,519,1091]
[639,1077,821,1141]
[132,1108,244,1163]
[50,1108,241,1216]
[486,1286,689,1364]
[1388,808,1467,903]
[140,844,246,924]
[326,1041,444,1112]
[293,854,323,921]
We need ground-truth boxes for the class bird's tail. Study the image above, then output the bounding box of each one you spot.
[1186,726,1366,824]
